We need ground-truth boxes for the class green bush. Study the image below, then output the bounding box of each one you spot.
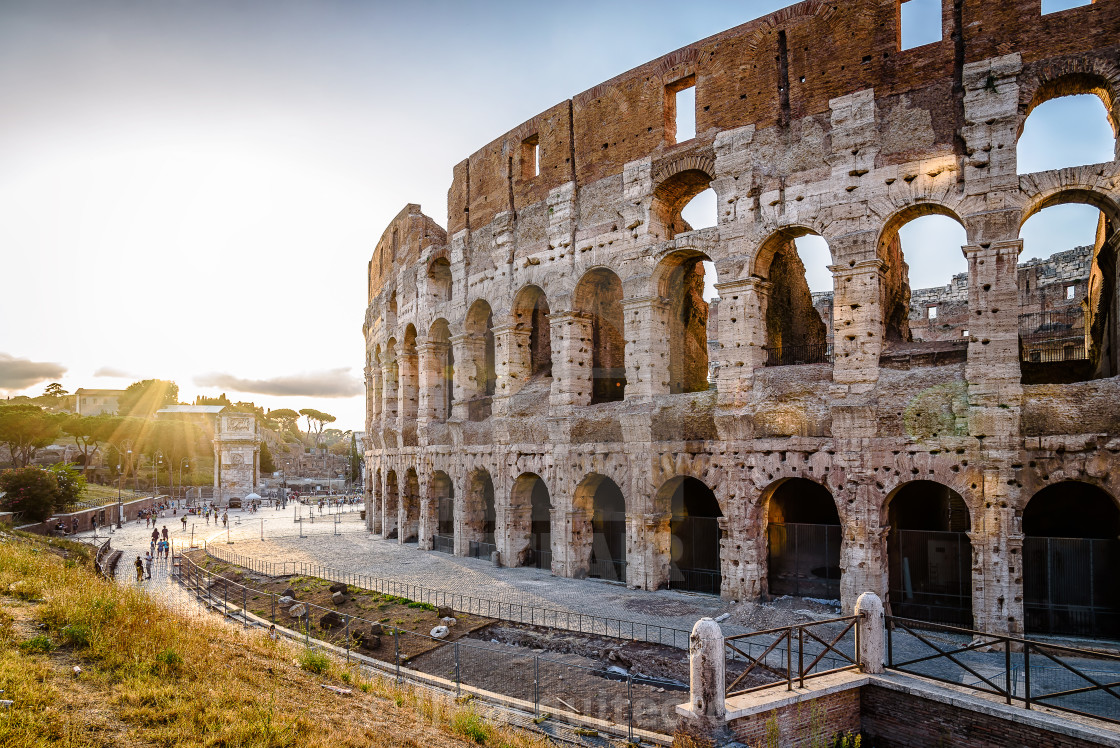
[450,711,489,744]
[19,634,55,654]
[0,468,61,523]
[298,648,330,675]
[60,624,91,647]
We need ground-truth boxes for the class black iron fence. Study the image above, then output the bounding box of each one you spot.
[177,553,677,740]
[767,522,842,600]
[589,558,627,583]
[1019,308,1088,362]
[889,529,973,628]
[204,544,689,649]
[725,616,860,696]
[763,342,832,367]
[1024,536,1120,639]
[667,567,721,596]
[530,548,552,570]
[886,616,1120,725]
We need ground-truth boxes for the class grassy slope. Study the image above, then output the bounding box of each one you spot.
[0,532,548,748]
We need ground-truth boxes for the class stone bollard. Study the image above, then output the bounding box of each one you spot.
[687,617,727,735]
[854,591,885,674]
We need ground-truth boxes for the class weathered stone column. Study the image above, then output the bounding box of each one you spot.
[837,480,889,615]
[369,363,383,426]
[855,591,885,673]
[622,296,669,400]
[418,495,436,550]
[829,257,885,388]
[380,353,398,424]
[630,511,671,591]
[684,618,727,737]
[397,348,419,432]
[493,323,533,413]
[714,278,770,407]
[450,332,485,421]
[416,340,446,429]
[549,311,594,408]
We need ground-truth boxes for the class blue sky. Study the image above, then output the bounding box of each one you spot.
[0,1,1113,429]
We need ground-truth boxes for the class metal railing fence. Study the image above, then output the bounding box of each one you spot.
[176,552,678,740]
[763,342,833,367]
[886,616,1120,725]
[725,615,860,696]
[203,543,690,649]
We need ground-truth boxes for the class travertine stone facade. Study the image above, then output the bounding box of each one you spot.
[363,0,1120,638]
[214,414,260,505]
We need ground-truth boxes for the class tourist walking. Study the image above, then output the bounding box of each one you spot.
[161,525,169,542]
[134,555,144,582]
[143,551,153,579]
[181,515,187,531]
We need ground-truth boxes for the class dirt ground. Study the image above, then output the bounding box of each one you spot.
[186,551,775,736]
[723,595,843,630]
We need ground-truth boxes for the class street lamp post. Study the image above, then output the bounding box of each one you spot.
[151,452,164,498]
[178,458,190,506]
[116,441,132,529]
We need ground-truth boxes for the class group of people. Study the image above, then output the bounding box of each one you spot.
[134,526,172,581]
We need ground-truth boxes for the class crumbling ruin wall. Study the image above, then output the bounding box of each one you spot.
[363,0,1120,639]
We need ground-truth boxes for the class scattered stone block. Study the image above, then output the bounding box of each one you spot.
[320,611,344,629]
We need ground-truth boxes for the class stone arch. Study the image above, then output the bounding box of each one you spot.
[372,468,383,535]
[371,344,383,422]
[1022,481,1120,639]
[1019,189,1120,380]
[650,160,715,240]
[399,325,419,432]
[428,257,453,303]
[753,227,833,367]
[884,480,974,626]
[573,268,626,403]
[762,477,842,599]
[459,468,496,558]
[464,299,496,420]
[429,470,454,553]
[511,284,552,378]
[1018,64,1120,140]
[505,472,552,569]
[383,469,399,540]
[654,250,715,393]
[656,476,723,595]
[427,318,453,423]
[572,473,627,582]
[399,467,420,544]
[382,338,399,422]
[875,203,969,344]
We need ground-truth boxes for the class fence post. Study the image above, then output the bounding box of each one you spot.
[798,625,805,688]
[455,642,461,698]
[344,616,351,663]
[628,674,634,744]
[854,591,885,674]
[786,630,792,691]
[685,618,726,738]
[1004,637,1012,704]
[394,629,401,682]
[1024,644,1032,710]
[272,594,276,624]
[534,655,540,716]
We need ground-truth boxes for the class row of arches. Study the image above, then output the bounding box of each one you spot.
[369,470,1120,640]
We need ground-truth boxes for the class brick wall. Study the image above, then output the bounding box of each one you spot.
[728,689,860,746]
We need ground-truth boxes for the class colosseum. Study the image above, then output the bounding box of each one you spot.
[363,0,1120,640]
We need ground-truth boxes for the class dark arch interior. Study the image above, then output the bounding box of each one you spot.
[401,469,419,543]
[661,256,712,394]
[763,233,831,366]
[766,478,841,599]
[465,471,496,558]
[433,473,455,553]
[384,471,399,540]
[590,479,626,581]
[668,477,723,594]
[652,169,713,239]
[465,302,496,420]
[888,481,973,626]
[529,477,552,569]
[429,257,452,302]
[515,288,552,378]
[574,270,626,403]
[1023,482,1120,639]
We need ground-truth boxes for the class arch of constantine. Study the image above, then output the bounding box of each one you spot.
[364,0,1120,639]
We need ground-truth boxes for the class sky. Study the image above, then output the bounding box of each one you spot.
[0,1,1113,430]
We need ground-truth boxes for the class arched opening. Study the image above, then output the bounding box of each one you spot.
[428,319,453,422]
[431,471,454,554]
[1017,80,1117,175]
[512,285,552,378]
[428,257,453,303]
[679,188,717,232]
[1019,195,1118,382]
[878,208,970,347]
[372,468,383,535]
[383,338,399,422]
[1023,481,1120,639]
[573,269,626,403]
[757,229,834,366]
[400,325,419,431]
[371,344,383,422]
[383,469,399,540]
[651,169,713,241]
[661,477,723,595]
[509,473,552,569]
[886,481,973,626]
[573,474,627,582]
[399,468,420,544]
[465,299,496,421]
[656,252,715,393]
[765,478,841,599]
[463,468,496,559]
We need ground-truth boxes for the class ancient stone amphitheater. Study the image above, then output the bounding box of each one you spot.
[364,0,1120,640]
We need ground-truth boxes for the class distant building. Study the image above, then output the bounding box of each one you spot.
[74,388,126,416]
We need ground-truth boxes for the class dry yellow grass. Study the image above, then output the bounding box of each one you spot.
[0,532,553,748]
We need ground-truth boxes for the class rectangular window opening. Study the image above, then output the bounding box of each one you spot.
[1041,0,1091,14]
[521,135,540,181]
[1066,284,1077,300]
[927,305,938,319]
[900,0,943,50]
[961,329,969,338]
[664,76,696,145]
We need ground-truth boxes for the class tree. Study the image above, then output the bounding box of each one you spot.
[259,439,276,473]
[348,432,361,484]
[0,405,64,467]
[43,383,68,399]
[0,467,61,523]
[269,409,301,436]
[62,414,118,469]
[48,462,86,509]
[298,409,335,448]
[116,380,179,418]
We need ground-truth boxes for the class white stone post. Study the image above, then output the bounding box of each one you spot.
[854,591,885,674]
[688,618,727,728]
